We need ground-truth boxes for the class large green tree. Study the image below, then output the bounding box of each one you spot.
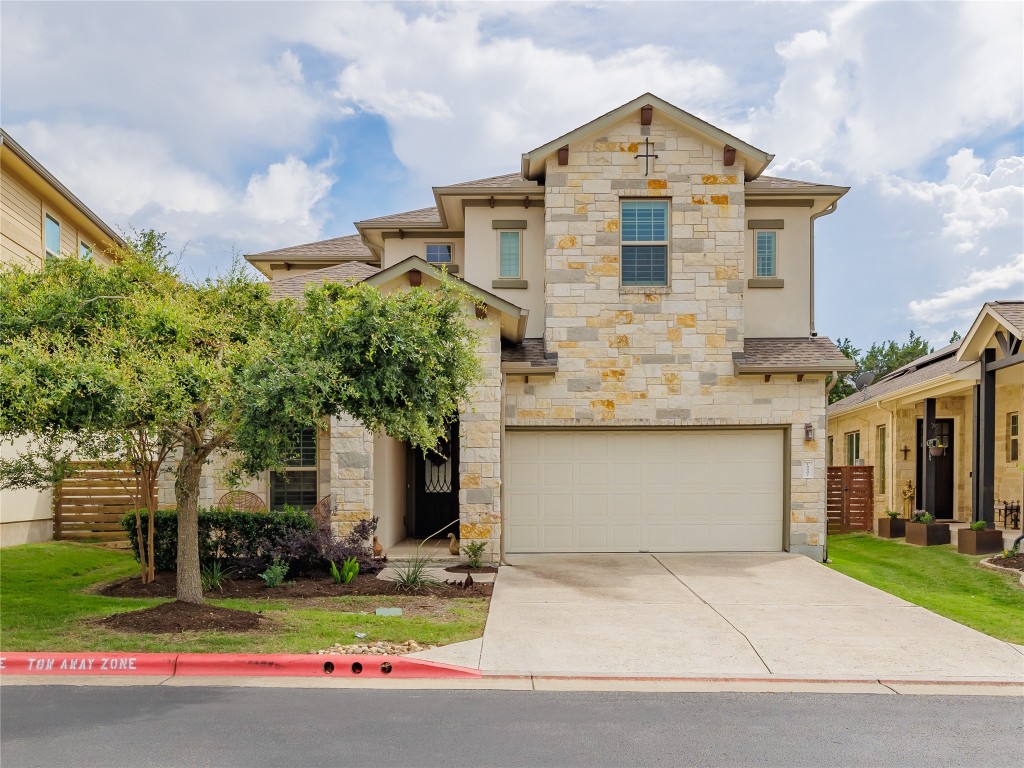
[0,233,480,603]
[828,331,934,404]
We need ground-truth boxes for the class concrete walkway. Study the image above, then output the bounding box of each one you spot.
[461,553,1024,681]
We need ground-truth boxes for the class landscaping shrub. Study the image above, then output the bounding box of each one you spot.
[121,509,380,577]
[121,507,316,573]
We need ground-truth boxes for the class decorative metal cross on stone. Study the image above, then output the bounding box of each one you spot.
[634,137,659,176]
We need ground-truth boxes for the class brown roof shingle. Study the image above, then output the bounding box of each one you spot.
[247,233,374,263]
[827,344,975,416]
[269,262,380,300]
[501,338,557,368]
[356,206,442,227]
[736,337,856,372]
[989,300,1024,334]
[745,175,848,193]
[444,172,538,189]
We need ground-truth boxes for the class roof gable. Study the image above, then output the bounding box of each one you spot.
[958,301,1024,361]
[521,93,772,181]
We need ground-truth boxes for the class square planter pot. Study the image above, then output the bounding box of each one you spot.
[877,518,906,538]
[957,528,1005,555]
[905,521,951,546]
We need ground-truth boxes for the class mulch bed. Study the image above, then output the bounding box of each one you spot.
[101,602,262,633]
[99,571,492,600]
[988,553,1024,571]
[444,564,498,574]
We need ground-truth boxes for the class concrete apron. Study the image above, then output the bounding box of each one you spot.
[474,553,1024,682]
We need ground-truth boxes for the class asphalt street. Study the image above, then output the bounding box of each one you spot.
[1,685,1018,768]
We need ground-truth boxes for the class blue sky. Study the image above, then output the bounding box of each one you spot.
[2,1,1021,350]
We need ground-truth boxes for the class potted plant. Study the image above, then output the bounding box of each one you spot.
[925,437,947,458]
[877,509,905,539]
[957,520,1004,555]
[905,511,951,546]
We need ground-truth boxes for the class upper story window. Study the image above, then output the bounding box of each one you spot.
[426,243,452,264]
[44,214,61,259]
[270,426,318,511]
[621,199,668,287]
[755,231,777,277]
[845,431,860,463]
[498,230,521,279]
[79,242,93,261]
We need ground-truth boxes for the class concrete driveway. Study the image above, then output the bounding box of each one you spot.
[476,553,1024,680]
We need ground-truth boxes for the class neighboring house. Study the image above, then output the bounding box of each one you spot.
[183,93,857,561]
[0,128,125,546]
[827,301,1023,528]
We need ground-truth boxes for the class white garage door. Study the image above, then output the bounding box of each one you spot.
[506,430,784,553]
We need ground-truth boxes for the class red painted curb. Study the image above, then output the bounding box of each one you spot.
[0,652,481,679]
[0,652,176,676]
[174,653,481,678]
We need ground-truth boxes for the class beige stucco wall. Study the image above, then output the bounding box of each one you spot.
[742,205,812,338]
[463,205,546,337]
[373,433,407,549]
[382,236,465,274]
[0,438,53,546]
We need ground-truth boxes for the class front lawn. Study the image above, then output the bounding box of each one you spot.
[0,542,488,653]
[826,533,1024,644]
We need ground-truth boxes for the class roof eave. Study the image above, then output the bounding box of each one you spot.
[736,362,856,375]
[0,128,125,250]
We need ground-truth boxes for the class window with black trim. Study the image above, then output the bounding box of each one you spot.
[1009,412,1019,462]
[620,199,668,286]
[270,427,318,511]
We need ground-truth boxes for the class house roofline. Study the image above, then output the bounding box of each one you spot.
[0,128,125,249]
[362,255,529,342]
[521,93,773,181]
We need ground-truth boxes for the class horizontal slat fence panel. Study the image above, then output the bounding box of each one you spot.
[54,462,157,542]
[827,466,874,535]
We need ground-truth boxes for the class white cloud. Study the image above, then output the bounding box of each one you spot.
[879,152,1023,254]
[749,1,1024,179]
[8,121,336,268]
[908,254,1024,326]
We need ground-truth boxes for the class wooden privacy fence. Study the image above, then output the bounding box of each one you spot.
[826,466,874,534]
[54,462,157,541]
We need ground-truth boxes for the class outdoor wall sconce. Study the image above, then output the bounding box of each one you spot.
[803,423,814,441]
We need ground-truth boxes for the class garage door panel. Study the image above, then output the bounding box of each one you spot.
[506,430,783,553]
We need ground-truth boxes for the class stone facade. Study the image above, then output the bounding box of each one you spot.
[329,414,374,536]
[458,314,503,550]
[503,115,829,558]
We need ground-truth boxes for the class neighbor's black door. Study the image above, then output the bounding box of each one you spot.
[916,418,955,519]
[412,421,460,538]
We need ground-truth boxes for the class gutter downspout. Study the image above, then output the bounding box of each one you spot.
[809,201,838,336]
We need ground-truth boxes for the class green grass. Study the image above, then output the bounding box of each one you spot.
[826,533,1024,644]
[0,542,488,653]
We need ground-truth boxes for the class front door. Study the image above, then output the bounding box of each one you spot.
[411,421,460,539]
[916,418,955,519]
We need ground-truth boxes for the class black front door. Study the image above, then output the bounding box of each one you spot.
[411,421,460,539]
[916,418,955,519]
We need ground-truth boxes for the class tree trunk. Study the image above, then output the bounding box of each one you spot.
[142,463,156,583]
[175,443,205,604]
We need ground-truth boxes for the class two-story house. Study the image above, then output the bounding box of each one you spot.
[1,128,124,545]
[202,94,855,562]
